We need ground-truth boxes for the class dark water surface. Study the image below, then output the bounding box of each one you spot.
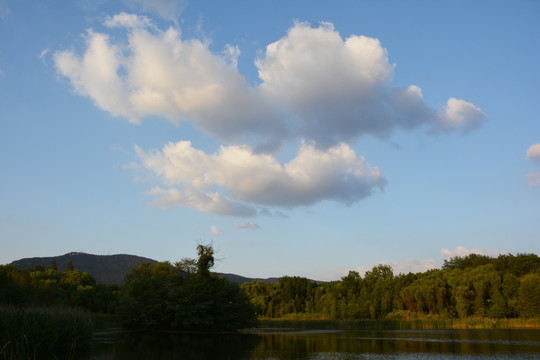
[82,328,540,359]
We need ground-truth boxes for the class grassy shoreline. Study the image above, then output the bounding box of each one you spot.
[257,316,540,330]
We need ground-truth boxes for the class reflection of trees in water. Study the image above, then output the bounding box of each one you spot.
[90,329,540,359]
[92,332,260,360]
[249,330,540,358]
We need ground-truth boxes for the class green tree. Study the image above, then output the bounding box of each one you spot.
[196,244,215,278]
[517,273,540,318]
[119,244,255,330]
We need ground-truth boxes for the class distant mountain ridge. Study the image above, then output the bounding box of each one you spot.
[9,253,288,285]
[11,252,157,285]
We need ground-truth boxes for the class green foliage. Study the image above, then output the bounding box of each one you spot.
[118,245,255,331]
[241,253,540,321]
[517,273,540,318]
[0,264,117,313]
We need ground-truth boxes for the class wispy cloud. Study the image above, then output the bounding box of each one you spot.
[122,161,140,170]
[527,143,540,162]
[39,48,50,64]
[210,225,223,236]
[526,173,540,188]
[440,246,508,260]
[234,222,261,230]
[525,144,540,188]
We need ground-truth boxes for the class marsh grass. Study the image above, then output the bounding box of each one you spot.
[258,315,540,331]
[0,306,93,360]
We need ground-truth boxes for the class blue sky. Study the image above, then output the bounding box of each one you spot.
[1,0,539,281]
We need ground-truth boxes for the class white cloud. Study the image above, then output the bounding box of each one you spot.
[39,48,50,64]
[55,18,486,149]
[210,225,223,236]
[526,143,540,162]
[54,17,283,144]
[382,258,437,275]
[136,140,385,214]
[356,258,437,276]
[53,17,489,216]
[104,12,154,29]
[256,21,486,145]
[526,173,540,188]
[234,222,261,230]
[441,246,508,260]
[435,98,486,134]
[145,186,257,217]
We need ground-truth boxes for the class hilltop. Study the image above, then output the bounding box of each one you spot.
[10,253,287,285]
[11,252,156,285]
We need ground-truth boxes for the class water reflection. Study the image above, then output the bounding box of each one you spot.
[84,328,540,360]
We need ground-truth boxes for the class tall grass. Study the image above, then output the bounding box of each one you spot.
[257,314,540,330]
[0,306,93,360]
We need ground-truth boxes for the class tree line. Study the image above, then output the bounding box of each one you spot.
[0,244,255,330]
[2,250,539,331]
[0,259,118,313]
[240,253,540,320]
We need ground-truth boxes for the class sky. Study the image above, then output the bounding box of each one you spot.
[1,0,539,281]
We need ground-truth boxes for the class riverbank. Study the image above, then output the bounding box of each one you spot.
[258,317,540,330]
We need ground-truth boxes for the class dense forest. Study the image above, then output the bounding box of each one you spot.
[1,250,540,331]
[241,253,540,320]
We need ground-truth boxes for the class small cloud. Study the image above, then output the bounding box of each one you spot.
[234,222,261,230]
[441,246,507,260]
[104,12,154,29]
[39,48,50,64]
[381,258,437,275]
[526,143,540,162]
[436,98,486,134]
[210,225,223,236]
[355,258,437,276]
[259,208,289,218]
[122,161,140,170]
[526,173,540,188]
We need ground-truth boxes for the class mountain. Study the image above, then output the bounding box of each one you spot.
[11,252,156,285]
[219,273,281,285]
[9,253,293,285]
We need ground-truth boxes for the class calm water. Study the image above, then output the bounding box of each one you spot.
[82,328,540,359]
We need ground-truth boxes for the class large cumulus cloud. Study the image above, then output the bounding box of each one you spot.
[55,16,485,148]
[136,141,385,215]
[54,14,487,215]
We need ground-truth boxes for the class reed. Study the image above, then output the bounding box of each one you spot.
[0,306,93,360]
[257,317,540,330]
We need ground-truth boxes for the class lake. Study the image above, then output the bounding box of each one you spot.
[82,328,540,359]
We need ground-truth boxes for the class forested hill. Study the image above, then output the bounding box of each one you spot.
[9,253,291,285]
[11,253,156,285]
